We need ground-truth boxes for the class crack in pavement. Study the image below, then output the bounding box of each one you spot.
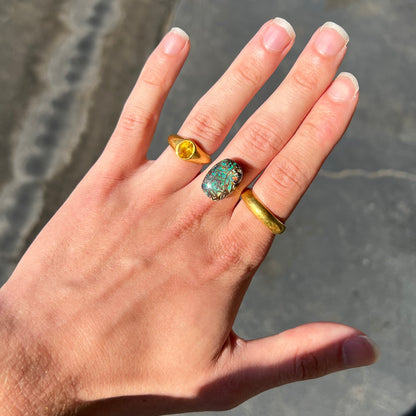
[320,168,416,183]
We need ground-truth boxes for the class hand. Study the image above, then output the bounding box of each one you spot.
[0,19,378,416]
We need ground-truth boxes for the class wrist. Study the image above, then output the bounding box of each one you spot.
[0,286,78,416]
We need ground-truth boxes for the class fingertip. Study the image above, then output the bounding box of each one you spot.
[263,17,296,52]
[170,27,189,41]
[321,22,349,45]
[342,335,380,368]
[315,21,349,56]
[272,17,296,40]
[327,72,359,102]
[338,71,359,91]
[162,27,190,55]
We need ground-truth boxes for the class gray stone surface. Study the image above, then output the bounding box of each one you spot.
[0,0,176,280]
[0,0,415,415]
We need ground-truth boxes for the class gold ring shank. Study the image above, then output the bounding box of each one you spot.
[241,189,286,235]
[168,134,211,164]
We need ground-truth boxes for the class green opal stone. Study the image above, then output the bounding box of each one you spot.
[202,159,243,201]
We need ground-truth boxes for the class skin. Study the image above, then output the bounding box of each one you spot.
[0,19,378,416]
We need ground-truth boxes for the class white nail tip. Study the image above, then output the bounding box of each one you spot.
[273,17,296,39]
[322,21,349,44]
[339,72,360,94]
[170,27,189,41]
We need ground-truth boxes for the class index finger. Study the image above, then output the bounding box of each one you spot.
[153,18,296,192]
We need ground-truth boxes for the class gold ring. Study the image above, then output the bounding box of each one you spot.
[168,134,211,164]
[241,189,286,235]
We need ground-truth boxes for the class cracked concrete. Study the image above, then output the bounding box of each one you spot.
[0,0,176,277]
[0,0,121,266]
[320,169,416,182]
[0,0,415,415]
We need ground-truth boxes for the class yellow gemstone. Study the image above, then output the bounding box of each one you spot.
[176,140,196,160]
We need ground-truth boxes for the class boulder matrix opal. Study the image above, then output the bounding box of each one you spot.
[202,159,243,201]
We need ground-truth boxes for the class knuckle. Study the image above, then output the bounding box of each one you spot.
[291,64,321,94]
[216,234,244,269]
[184,108,227,145]
[293,349,326,381]
[118,105,157,135]
[300,119,324,141]
[239,118,282,159]
[169,197,212,239]
[269,156,309,196]
[232,56,263,87]
[209,230,258,280]
[301,112,337,141]
[139,59,169,88]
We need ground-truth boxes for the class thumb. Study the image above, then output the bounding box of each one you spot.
[220,322,379,407]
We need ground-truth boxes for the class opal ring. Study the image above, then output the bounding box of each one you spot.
[168,134,211,164]
[202,159,243,201]
[241,188,286,234]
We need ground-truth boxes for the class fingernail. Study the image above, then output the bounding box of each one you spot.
[263,17,295,52]
[162,27,189,55]
[315,22,349,56]
[327,72,359,101]
[343,335,380,368]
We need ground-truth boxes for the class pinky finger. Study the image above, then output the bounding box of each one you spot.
[102,28,190,175]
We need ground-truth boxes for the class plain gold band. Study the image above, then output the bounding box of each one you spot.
[168,134,211,164]
[241,189,286,235]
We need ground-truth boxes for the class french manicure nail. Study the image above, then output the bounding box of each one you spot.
[263,17,295,52]
[163,27,189,55]
[343,335,380,368]
[315,21,349,56]
[328,72,359,101]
